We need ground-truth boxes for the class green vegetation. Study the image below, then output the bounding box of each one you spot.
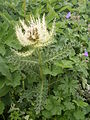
[0,0,90,120]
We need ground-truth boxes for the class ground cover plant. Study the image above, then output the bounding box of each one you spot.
[0,0,90,120]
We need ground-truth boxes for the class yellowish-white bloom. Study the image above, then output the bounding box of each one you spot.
[14,14,55,57]
[15,14,55,47]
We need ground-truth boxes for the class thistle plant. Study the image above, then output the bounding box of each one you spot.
[11,14,55,114]
[8,14,74,114]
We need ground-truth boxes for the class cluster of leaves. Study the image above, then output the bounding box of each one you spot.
[0,0,90,120]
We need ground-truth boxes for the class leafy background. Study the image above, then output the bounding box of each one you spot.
[0,0,90,120]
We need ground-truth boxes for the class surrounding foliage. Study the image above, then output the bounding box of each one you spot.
[0,0,90,120]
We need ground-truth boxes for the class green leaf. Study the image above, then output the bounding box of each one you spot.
[74,109,85,120]
[42,110,52,118]
[45,99,53,111]
[0,22,9,41]
[6,71,21,87]
[0,101,5,115]
[59,6,72,12]
[51,106,61,116]
[43,67,52,76]
[64,102,75,110]
[0,78,5,89]
[56,60,73,69]
[0,85,10,97]
[73,100,88,108]
[43,66,63,76]
[44,96,62,116]
[82,78,87,89]
[46,4,59,23]
[4,27,21,50]
[0,44,6,56]
[0,56,11,79]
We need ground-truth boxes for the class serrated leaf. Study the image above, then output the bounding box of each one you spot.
[35,80,48,114]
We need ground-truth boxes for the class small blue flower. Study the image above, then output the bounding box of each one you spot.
[66,12,71,19]
[84,49,88,57]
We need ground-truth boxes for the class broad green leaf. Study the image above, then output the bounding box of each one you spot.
[73,100,88,108]
[44,96,62,116]
[59,6,72,12]
[0,44,6,56]
[0,78,5,89]
[4,27,21,50]
[43,68,52,76]
[64,102,75,110]
[0,56,11,79]
[49,0,57,4]
[42,110,52,118]
[74,109,85,120]
[43,66,63,76]
[87,42,90,52]
[45,99,53,111]
[6,71,21,87]
[56,60,73,69]
[78,101,88,107]
[51,106,61,116]
[0,85,10,97]
[78,0,86,13]
[72,0,77,5]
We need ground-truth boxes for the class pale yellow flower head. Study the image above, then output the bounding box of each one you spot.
[15,14,55,47]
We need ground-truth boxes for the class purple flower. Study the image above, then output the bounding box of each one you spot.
[84,50,88,57]
[66,12,71,19]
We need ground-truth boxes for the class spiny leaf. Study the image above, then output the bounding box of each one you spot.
[35,79,48,114]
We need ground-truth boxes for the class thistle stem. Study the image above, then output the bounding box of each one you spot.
[23,0,26,17]
[38,49,44,110]
[38,49,44,81]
